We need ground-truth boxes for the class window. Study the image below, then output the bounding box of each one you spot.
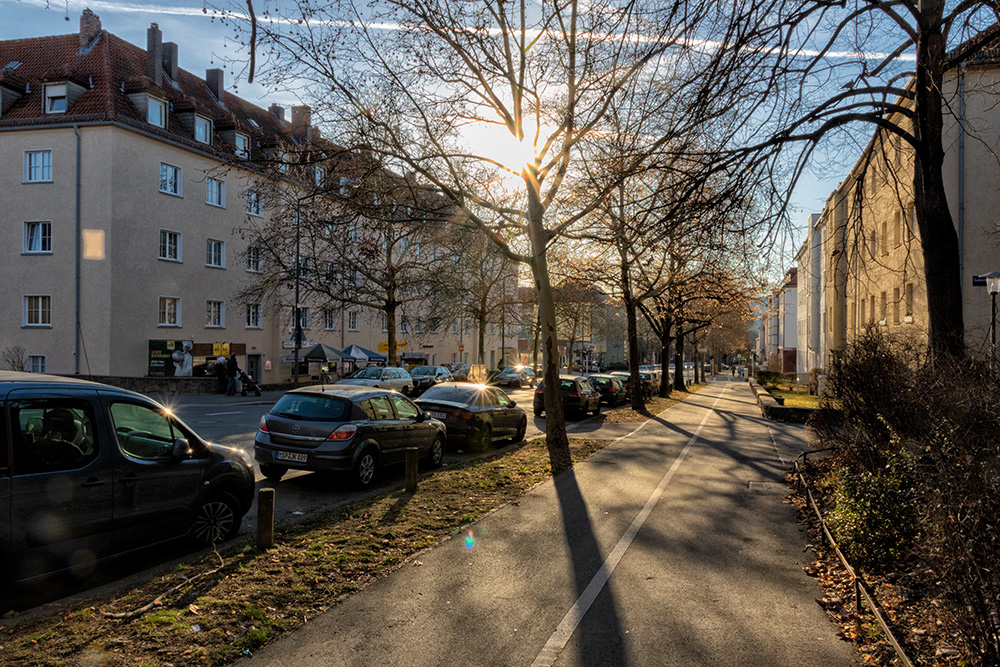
[235,132,250,159]
[206,239,225,268]
[348,311,359,331]
[349,269,359,287]
[246,303,262,329]
[28,355,46,373]
[859,299,866,327]
[206,300,224,328]
[391,395,419,420]
[880,292,887,323]
[23,221,52,254]
[905,283,914,319]
[416,318,424,333]
[401,317,409,334]
[892,287,900,325]
[10,399,99,475]
[300,307,312,330]
[194,116,212,145]
[24,150,53,183]
[451,321,459,334]
[159,163,181,195]
[111,402,180,461]
[382,314,388,332]
[314,166,325,187]
[158,296,180,326]
[23,295,51,327]
[893,212,901,247]
[869,295,876,323]
[148,97,166,127]
[44,84,67,114]
[324,309,338,331]
[206,178,225,207]
[245,190,262,216]
[430,318,440,334]
[881,222,889,255]
[159,230,181,262]
[246,246,262,272]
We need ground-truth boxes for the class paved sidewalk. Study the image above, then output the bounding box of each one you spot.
[241,379,857,667]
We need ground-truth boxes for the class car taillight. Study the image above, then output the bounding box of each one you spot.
[567,391,580,398]
[535,386,544,394]
[448,410,473,420]
[259,415,269,433]
[327,424,358,441]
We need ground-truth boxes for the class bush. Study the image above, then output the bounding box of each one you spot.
[755,370,781,388]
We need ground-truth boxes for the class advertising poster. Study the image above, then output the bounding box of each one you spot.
[148,340,194,376]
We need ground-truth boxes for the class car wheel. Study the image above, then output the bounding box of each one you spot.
[354,449,378,489]
[534,407,543,417]
[426,436,444,469]
[192,492,241,546]
[259,463,286,482]
[470,423,492,453]
[512,417,527,443]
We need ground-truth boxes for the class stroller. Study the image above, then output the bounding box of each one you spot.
[238,370,262,396]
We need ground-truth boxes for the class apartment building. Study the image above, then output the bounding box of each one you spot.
[1,11,508,382]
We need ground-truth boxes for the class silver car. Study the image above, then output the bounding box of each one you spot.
[336,366,414,394]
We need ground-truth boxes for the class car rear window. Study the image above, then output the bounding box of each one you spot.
[420,386,476,404]
[559,380,577,390]
[590,377,610,388]
[271,394,352,421]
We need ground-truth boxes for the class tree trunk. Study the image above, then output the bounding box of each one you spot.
[618,252,645,412]
[673,331,686,391]
[659,340,672,396]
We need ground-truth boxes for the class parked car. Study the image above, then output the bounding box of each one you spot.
[610,371,653,399]
[586,373,626,406]
[639,371,660,395]
[415,383,527,452]
[254,386,444,488]
[336,365,414,394]
[0,372,256,590]
[494,365,537,388]
[408,365,454,395]
[533,375,602,418]
[451,363,489,383]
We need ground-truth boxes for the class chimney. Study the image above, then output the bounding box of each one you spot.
[79,8,102,51]
[162,42,178,81]
[206,68,224,101]
[269,104,285,123]
[292,105,312,129]
[146,23,163,87]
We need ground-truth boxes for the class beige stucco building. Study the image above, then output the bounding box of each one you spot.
[1,11,507,383]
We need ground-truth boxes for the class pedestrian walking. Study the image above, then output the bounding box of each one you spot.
[215,356,228,394]
[226,354,239,396]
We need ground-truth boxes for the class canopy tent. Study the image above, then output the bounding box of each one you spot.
[339,344,387,363]
[302,343,345,362]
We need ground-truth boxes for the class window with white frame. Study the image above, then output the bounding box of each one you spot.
[349,269,359,287]
[159,162,181,195]
[314,166,325,187]
[206,300,224,328]
[401,317,409,333]
[245,190,262,216]
[451,320,459,334]
[235,132,250,159]
[44,84,67,114]
[206,177,225,207]
[300,307,311,330]
[206,239,225,268]
[416,318,424,333]
[23,221,52,254]
[430,318,440,334]
[194,116,213,145]
[158,296,180,326]
[23,295,51,327]
[147,97,166,127]
[348,311,359,331]
[246,246,262,272]
[381,314,388,332]
[159,230,181,262]
[24,150,53,183]
[28,355,46,373]
[245,303,262,329]
[324,309,338,331]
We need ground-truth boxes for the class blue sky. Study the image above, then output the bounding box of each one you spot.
[2,0,840,251]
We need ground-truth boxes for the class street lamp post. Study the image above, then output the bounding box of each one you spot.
[984,271,1000,372]
[293,207,303,387]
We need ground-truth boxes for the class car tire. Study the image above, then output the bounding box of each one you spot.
[426,436,444,469]
[192,492,241,546]
[534,408,543,417]
[470,423,492,453]
[260,463,286,482]
[353,448,378,489]
[512,417,527,443]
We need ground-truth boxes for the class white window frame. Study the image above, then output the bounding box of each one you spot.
[348,311,360,331]
[235,132,250,159]
[382,314,388,332]
[23,221,52,254]
[246,190,262,216]
[246,246,263,273]
[158,296,181,327]
[194,115,213,145]
[28,355,46,373]
[158,229,182,262]
[206,239,225,268]
[206,300,225,328]
[147,96,167,128]
[324,309,338,331]
[22,294,52,328]
[314,166,325,187]
[206,177,226,208]
[245,303,262,329]
[44,84,66,114]
[300,307,312,330]
[159,162,182,196]
[23,150,53,183]
[401,317,409,334]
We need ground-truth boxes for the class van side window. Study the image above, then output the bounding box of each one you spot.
[9,399,99,475]
[110,402,179,460]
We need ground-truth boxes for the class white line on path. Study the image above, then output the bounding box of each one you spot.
[530,386,729,667]
[205,411,245,416]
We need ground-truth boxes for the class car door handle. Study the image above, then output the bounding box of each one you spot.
[81,477,106,489]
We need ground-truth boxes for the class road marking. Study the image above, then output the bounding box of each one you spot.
[531,386,728,667]
[205,411,244,416]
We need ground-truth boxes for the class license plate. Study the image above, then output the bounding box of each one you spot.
[275,450,308,463]
[428,411,447,419]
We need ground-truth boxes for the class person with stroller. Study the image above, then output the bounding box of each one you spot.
[226,354,240,396]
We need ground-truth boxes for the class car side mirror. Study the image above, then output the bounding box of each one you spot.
[415,412,427,423]
[171,438,192,459]
[509,400,517,407]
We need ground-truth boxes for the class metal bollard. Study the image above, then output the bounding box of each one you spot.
[257,487,275,549]
[405,447,419,493]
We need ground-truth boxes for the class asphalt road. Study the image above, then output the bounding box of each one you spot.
[240,378,856,667]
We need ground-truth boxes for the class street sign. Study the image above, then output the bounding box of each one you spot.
[378,341,408,352]
[973,275,987,287]
[458,344,464,351]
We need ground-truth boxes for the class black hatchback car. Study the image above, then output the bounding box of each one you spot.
[533,375,602,419]
[0,372,256,590]
[586,374,626,407]
[415,383,527,452]
[254,386,445,488]
[408,365,454,395]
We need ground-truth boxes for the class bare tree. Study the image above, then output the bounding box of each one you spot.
[2,346,27,372]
